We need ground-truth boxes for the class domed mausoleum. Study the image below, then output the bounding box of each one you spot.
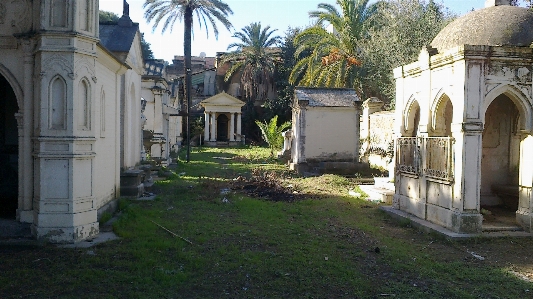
[392,0,533,234]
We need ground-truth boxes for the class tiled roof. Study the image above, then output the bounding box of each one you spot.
[294,87,360,107]
[99,19,139,54]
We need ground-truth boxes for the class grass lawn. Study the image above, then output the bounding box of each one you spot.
[2,146,533,298]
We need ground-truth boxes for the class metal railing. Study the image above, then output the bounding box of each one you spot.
[396,136,454,182]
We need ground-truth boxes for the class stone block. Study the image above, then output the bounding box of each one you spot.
[451,212,483,234]
[120,170,144,197]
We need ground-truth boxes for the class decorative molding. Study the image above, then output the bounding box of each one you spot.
[517,67,530,83]
[42,54,73,79]
[73,56,95,82]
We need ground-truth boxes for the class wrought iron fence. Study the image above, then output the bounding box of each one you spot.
[423,137,454,182]
[396,137,454,181]
[396,137,420,176]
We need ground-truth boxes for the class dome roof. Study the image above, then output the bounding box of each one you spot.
[431,6,533,52]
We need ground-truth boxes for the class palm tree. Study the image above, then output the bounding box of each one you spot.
[289,0,375,94]
[143,0,233,162]
[255,115,291,157]
[221,22,282,104]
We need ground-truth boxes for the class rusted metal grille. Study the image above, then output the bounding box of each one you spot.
[396,137,420,176]
[423,137,454,182]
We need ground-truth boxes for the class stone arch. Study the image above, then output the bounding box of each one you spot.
[0,73,20,218]
[480,86,524,219]
[78,77,91,130]
[403,96,420,137]
[50,75,67,130]
[217,113,229,141]
[430,91,453,137]
[483,84,532,133]
[0,63,23,109]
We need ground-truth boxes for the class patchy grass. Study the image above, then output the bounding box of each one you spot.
[1,146,533,298]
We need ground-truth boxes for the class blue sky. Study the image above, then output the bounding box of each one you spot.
[99,0,488,62]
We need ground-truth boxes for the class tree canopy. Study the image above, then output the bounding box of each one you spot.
[141,33,155,60]
[99,10,120,23]
[289,0,375,93]
[143,0,233,161]
[143,0,233,38]
[221,22,282,103]
[290,0,454,105]
[360,0,455,104]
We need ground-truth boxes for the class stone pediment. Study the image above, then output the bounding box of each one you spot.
[200,92,245,113]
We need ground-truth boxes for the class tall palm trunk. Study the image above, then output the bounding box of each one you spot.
[184,5,192,162]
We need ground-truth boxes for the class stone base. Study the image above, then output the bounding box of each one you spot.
[289,162,309,174]
[516,209,532,232]
[120,170,144,197]
[358,185,393,204]
[120,183,144,197]
[289,161,361,176]
[319,162,360,175]
[451,211,483,234]
[17,209,34,223]
[381,206,532,238]
[34,221,99,243]
[97,198,118,221]
[395,194,426,219]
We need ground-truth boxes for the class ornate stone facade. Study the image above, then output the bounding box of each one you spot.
[393,2,533,234]
[0,1,143,243]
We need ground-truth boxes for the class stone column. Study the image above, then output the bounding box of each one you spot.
[236,113,242,141]
[229,113,235,141]
[450,122,483,233]
[210,112,216,141]
[20,39,34,223]
[517,132,533,231]
[353,103,362,163]
[204,111,210,142]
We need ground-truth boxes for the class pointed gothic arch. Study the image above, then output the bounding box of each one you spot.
[430,91,453,137]
[0,74,19,218]
[50,75,67,130]
[483,84,533,133]
[0,63,23,109]
[403,96,420,137]
[78,77,91,130]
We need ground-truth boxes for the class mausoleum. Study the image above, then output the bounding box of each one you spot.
[0,1,143,242]
[393,0,533,234]
[290,87,361,175]
[200,92,245,146]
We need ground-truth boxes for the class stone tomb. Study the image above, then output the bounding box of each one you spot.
[393,2,533,234]
[290,87,362,175]
[200,92,245,146]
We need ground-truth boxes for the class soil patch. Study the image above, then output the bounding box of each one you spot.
[230,168,307,202]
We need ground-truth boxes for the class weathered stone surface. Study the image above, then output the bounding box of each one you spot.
[431,6,533,53]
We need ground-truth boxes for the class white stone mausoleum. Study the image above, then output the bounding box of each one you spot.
[393,1,533,234]
[0,1,143,242]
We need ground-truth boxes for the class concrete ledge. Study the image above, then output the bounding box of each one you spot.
[380,206,533,239]
[358,184,393,204]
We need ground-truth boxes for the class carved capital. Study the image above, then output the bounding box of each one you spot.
[14,112,24,136]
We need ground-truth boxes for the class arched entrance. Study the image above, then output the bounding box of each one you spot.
[217,114,229,141]
[432,95,453,137]
[404,100,420,137]
[0,75,19,219]
[480,94,520,228]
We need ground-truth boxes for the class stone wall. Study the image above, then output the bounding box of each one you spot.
[360,98,395,171]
